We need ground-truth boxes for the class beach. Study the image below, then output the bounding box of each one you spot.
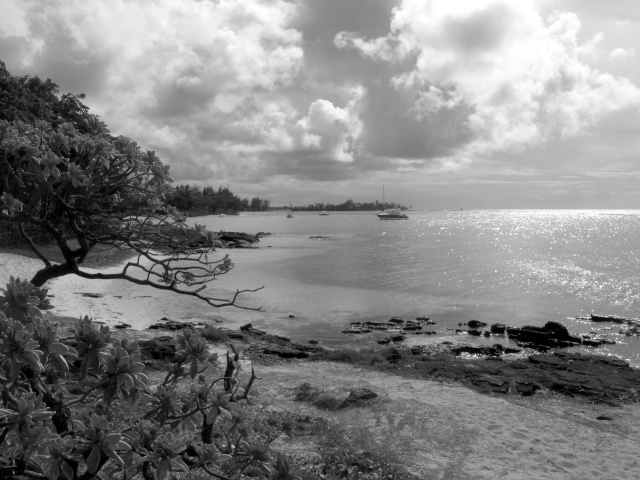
[3,246,640,479]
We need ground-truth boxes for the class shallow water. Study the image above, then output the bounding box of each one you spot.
[46,210,640,365]
[195,210,640,364]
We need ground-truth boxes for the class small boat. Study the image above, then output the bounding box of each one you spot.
[286,212,294,218]
[376,208,408,220]
[376,185,408,220]
[319,211,328,216]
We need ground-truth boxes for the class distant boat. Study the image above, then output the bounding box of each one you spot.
[376,208,408,220]
[319,211,329,216]
[376,185,408,220]
[286,212,294,218]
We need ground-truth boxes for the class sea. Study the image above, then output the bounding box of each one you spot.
[189,209,640,366]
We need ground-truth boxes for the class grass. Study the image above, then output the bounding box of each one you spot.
[309,346,394,365]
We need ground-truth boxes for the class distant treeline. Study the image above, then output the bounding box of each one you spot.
[276,199,408,212]
[165,185,270,215]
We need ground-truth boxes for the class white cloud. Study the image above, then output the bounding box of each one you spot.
[336,0,640,160]
[610,47,636,59]
[294,97,362,162]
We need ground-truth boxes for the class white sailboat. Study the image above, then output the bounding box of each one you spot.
[376,185,408,220]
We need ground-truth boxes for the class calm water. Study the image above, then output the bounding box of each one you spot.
[193,210,640,364]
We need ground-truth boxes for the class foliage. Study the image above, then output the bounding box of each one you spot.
[0,61,90,133]
[0,115,261,308]
[0,277,308,479]
[282,199,408,212]
[165,184,270,215]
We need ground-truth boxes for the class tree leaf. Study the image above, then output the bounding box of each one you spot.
[87,444,101,473]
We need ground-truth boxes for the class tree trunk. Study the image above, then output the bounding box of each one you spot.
[30,262,75,287]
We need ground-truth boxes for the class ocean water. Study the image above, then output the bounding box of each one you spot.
[192,210,640,365]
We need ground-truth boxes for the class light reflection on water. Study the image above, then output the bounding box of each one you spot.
[186,210,640,365]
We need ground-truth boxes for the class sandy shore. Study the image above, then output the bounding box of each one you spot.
[258,361,640,480]
[2,250,640,479]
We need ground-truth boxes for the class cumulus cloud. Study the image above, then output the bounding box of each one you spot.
[336,0,640,161]
[610,47,636,58]
[1,0,640,206]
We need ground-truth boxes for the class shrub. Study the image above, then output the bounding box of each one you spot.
[0,277,307,480]
[201,325,231,343]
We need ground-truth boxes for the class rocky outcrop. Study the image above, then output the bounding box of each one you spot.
[505,321,581,350]
[407,347,640,404]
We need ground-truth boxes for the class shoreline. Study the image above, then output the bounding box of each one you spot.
[4,247,640,478]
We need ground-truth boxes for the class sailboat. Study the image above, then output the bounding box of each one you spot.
[376,185,408,220]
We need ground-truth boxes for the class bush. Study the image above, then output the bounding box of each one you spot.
[201,325,230,343]
[0,276,307,480]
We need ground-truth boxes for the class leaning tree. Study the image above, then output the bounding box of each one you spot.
[0,117,262,309]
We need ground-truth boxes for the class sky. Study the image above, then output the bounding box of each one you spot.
[1,0,640,209]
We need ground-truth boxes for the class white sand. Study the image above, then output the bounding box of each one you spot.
[259,361,640,480]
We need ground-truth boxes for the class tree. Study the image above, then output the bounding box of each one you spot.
[0,118,262,309]
[0,61,90,132]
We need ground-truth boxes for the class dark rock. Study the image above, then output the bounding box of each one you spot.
[389,317,404,324]
[467,329,482,336]
[490,323,507,334]
[390,334,406,342]
[377,336,391,345]
[240,323,253,331]
[139,338,176,361]
[274,335,291,342]
[218,231,260,244]
[506,321,580,350]
[308,339,321,345]
[288,314,296,318]
[483,331,491,337]
[343,388,377,407]
[416,315,430,321]
[227,332,245,340]
[114,323,131,329]
[590,314,628,323]
[148,320,190,331]
[468,320,488,328]
[263,348,309,359]
[596,415,613,421]
[403,324,422,331]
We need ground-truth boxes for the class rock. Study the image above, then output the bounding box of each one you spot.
[308,339,321,345]
[390,334,405,342]
[467,329,482,336]
[388,317,404,324]
[596,415,613,421]
[343,388,377,407]
[263,348,309,359]
[139,338,176,361]
[403,324,422,331]
[218,231,260,244]
[416,315,430,321]
[114,323,131,329]
[468,320,488,328]
[288,314,296,318]
[148,320,190,331]
[506,321,581,350]
[590,314,628,323]
[377,336,391,345]
[490,323,507,334]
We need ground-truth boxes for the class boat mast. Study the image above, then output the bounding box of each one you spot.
[383,185,386,210]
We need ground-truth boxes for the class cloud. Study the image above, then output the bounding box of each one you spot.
[1,0,640,208]
[336,0,640,160]
[610,47,636,58]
